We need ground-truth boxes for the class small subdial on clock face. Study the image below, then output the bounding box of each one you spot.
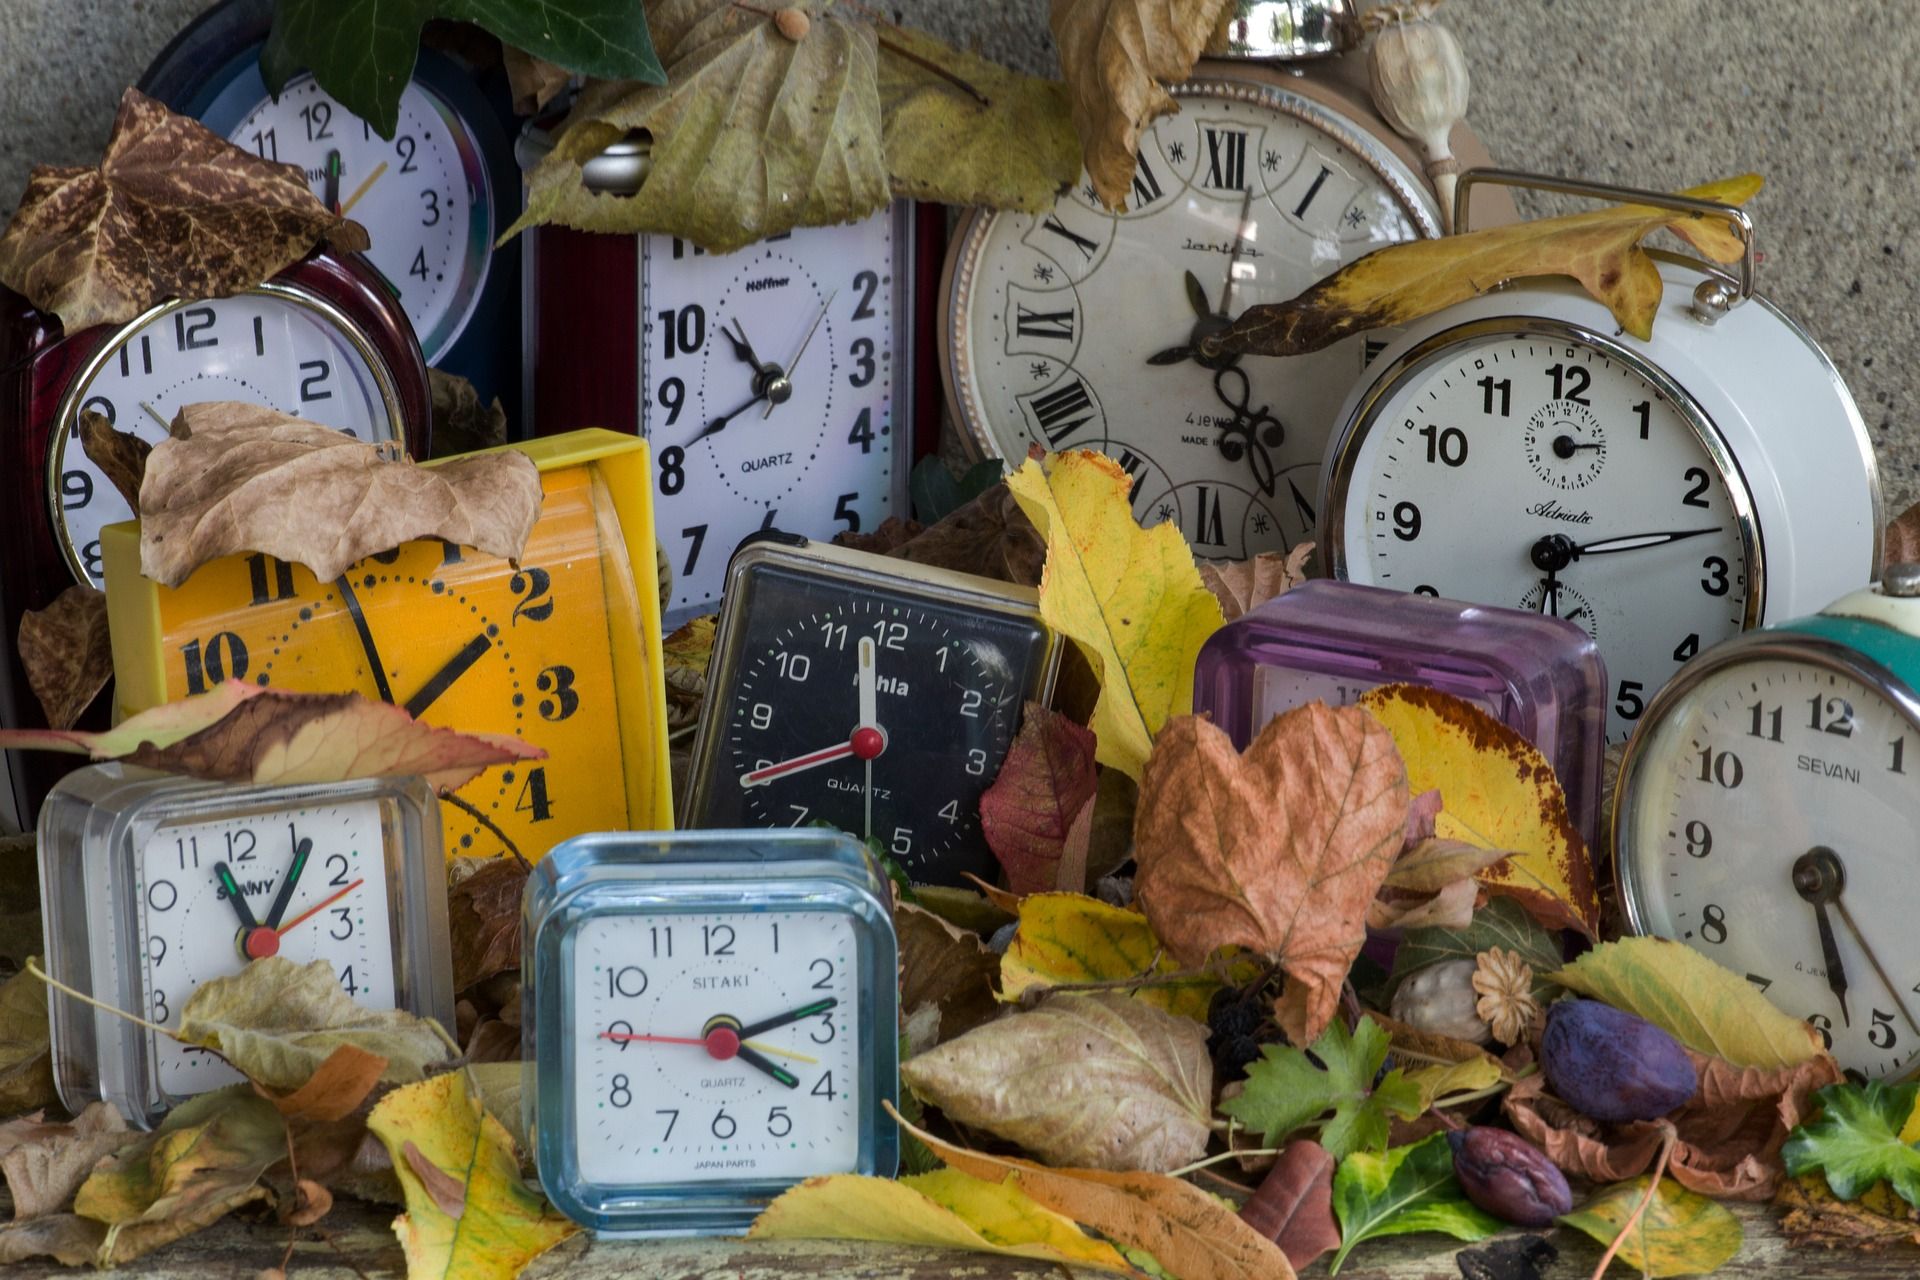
[1516,581,1597,639]
[1622,659,1920,1080]
[134,801,396,1099]
[572,909,861,1185]
[1524,400,1608,489]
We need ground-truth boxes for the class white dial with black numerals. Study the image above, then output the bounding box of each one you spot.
[573,909,860,1186]
[1619,653,1920,1080]
[50,288,397,586]
[1330,331,1757,743]
[642,213,904,623]
[133,800,396,1099]
[229,76,491,363]
[948,78,1434,560]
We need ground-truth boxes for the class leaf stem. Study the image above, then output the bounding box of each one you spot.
[875,33,990,106]
[26,957,179,1040]
[1588,1120,1678,1280]
[1168,1146,1281,1177]
[1013,962,1220,1007]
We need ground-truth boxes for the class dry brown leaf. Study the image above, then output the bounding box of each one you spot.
[0,965,54,1117]
[896,902,1000,1045]
[902,994,1211,1173]
[1367,836,1508,930]
[501,46,573,115]
[1776,1172,1920,1251]
[835,516,925,556]
[1197,545,1315,623]
[402,1139,469,1219]
[1503,1048,1839,1201]
[257,1043,388,1125]
[79,410,150,509]
[1239,1139,1339,1271]
[1367,876,1478,931]
[889,483,1046,587]
[0,89,367,333]
[979,704,1100,896]
[283,1177,333,1228]
[1212,174,1763,358]
[17,586,111,731]
[1050,0,1233,210]
[0,1214,107,1265]
[0,1104,132,1220]
[1385,838,1513,894]
[891,1101,1297,1280]
[1886,501,1920,568]
[427,369,509,459]
[139,402,542,588]
[1132,706,1409,1044]
[448,857,529,991]
[661,613,716,733]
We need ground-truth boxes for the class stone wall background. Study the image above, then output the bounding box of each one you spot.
[5,0,1917,512]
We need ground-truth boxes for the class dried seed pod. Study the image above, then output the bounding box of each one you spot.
[1447,1126,1571,1227]
[1365,1,1470,231]
[1389,958,1493,1044]
[774,7,810,40]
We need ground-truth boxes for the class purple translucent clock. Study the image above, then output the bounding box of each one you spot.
[1193,581,1608,843]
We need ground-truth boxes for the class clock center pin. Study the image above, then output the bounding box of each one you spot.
[701,1016,744,1061]
[851,726,886,760]
[241,926,281,961]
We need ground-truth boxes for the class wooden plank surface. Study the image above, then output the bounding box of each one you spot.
[4,1196,1912,1279]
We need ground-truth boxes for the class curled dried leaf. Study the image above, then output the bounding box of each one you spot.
[79,411,150,509]
[1197,545,1315,623]
[17,586,111,732]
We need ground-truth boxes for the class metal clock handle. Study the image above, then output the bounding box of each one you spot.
[1452,168,1758,323]
[1213,0,1362,61]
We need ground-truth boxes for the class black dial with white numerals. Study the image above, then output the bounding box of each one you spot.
[693,558,1051,885]
[1330,327,1760,743]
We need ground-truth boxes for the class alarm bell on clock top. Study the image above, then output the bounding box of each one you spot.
[1193,580,1607,842]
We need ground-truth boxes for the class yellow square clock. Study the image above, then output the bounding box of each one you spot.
[101,429,672,862]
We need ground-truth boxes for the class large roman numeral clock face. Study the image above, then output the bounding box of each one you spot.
[946,80,1435,559]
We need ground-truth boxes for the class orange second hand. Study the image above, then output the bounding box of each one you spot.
[277,878,365,935]
[601,1031,705,1046]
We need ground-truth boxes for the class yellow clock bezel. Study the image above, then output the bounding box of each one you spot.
[99,428,674,834]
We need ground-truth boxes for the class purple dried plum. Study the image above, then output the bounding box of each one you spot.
[1541,999,1696,1123]
[1446,1127,1572,1227]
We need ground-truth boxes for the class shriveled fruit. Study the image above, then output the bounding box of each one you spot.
[1447,1126,1571,1227]
[1541,999,1696,1123]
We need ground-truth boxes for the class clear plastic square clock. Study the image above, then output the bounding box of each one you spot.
[1193,580,1608,842]
[38,765,454,1129]
[524,829,899,1236]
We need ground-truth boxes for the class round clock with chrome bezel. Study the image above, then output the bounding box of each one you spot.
[1322,172,1882,745]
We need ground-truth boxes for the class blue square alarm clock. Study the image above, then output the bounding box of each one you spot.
[523,830,899,1235]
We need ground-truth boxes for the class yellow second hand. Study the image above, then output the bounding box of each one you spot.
[340,161,389,217]
[743,1040,817,1065]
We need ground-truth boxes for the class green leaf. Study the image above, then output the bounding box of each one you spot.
[1390,897,1564,1001]
[1557,1176,1743,1277]
[1783,1080,1920,1206]
[262,0,664,139]
[1219,1015,1422,1160]
[1328,1132,1501,1274]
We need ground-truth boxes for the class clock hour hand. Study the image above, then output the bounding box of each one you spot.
[1183,270,1212,321]
[263,836,313,930]
[335,575,397,705]
[1793,848,1852,1028]
[1572,528,1722,557]
[720,318,774,376]
[213,862,261,932]
[403,632,493,719]
[736,1043,800,1089]
[737,997,839,1039]
[1819,853,1920,1038]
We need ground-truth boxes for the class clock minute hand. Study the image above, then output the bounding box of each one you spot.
[403,632,493,719]
[737,997,839,1039]
[1830,890,1920,1038]
[1571,528,1722,557]
[335,575,397,705]
[263,836,313,930]
[762,289,837,420]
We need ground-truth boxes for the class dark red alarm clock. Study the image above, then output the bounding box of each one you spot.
[0,248,431,826]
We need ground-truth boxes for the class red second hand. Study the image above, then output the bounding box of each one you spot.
[601,1031,705,1046]
[276,879,364,936]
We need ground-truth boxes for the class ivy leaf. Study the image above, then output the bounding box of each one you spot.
[1557,1177,1743,1277]
[1784,1080,1920,1206]
[262,0,664,140]
[1328,1132,1501,1274]
[1220,1016,1422,1159]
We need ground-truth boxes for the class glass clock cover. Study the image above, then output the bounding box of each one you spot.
[38,764,453,1128]
[524,829,898,1236]
[1193,580,1607,842]
[683,536,1062,886]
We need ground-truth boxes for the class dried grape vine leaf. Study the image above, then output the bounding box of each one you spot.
[661,613,716,733]
[1196,545,1314,623]
[891,482,1047,587]
[0,90,369,334]
[427,368,509,458]
[1557,1176,1743,1278]
[910,457,1005,525]
[140,402,542,588]
[1220,1016,1422,1159]
[0,1103,132,1220]
[1050,0,1232,210]
[896,902,1000,1045]
[892,1102,1299,1280]
[448,857,530,990]
[0,1214,107,1266]
[0,964,54,1117]
[80,410,150,509]
[367,1071,577,1280]
[1133,706,1409,1044]
[262,0,663,139]
[1328,1132,1501,1274]
[980,704,1100,895]
[1211,174,1763,358]
[749,1169,1136,1272]
[1776,1172,1920,1250]
[998,892,1226,1023]
[17,585,111,732]
[1240,1139,1340,1271]
[1551,936,1824,1069]
[502,46,574,116]
[1784,1079,1920,1206]
[1360,684,1600,937]
[904,994,1211,1173]
[1006,452,1224,780]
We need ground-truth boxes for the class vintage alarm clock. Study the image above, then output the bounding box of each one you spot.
[524,829,898,1235]
[1323,171,1882,745]
[1613,567,1920,1081]
[519,127,944,626]
[100,430,671,863]
[942,1,1507,561]
[137,0,524,406]
[684,535,1061,885]
[1193,580,1607,840]
[39,764,454,1128]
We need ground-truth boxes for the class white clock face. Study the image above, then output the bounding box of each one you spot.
[51,289,395,586]
[572,909,861,1186]
[641,214,904,623]
[1334,332,1756,742]
[1621,656,1920,1079]
[229,76,491,362]
[134,800,397,1099]
[950,81,1429,560]
[1252,667,1497,724]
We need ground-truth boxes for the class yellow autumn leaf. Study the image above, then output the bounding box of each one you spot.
[749,1169,1137,1273]
[1001,892,1227,1022]
[1401,1056,1507,1110]
[366,1072,576,1280]
[1359,684,1599,937]
[1211,174,1763,358]
[1005,451,1225,780]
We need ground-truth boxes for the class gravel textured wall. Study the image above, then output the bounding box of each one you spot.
[5,0,1916,512]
